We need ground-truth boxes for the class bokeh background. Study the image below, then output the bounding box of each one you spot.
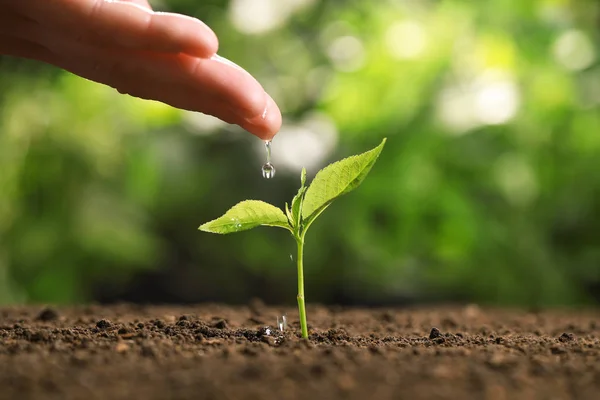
[1,0,599,307]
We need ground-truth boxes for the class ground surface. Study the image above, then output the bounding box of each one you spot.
[0,303,599,400]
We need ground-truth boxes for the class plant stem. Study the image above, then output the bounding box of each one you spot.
[296,235,308,339]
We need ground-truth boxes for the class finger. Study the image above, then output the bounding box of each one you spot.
[119,0,152,9]
[0,6,281,138]
[112,73,280,139]
[237,94,282,140]
[0,34,53,61]
[0,38,281,139]
[43,49,237,121]
[176,54,272,118]
[128,52,277,122]
[51,51,281,138]
[3,4,265,118]
[36,28,269,119]
[0,11,46,43]
[122,83,282,140]
[127,53,280,127]
[183,55,282,137]
[11,0,218,58]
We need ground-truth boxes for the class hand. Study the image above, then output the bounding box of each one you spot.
[0,0,281,140]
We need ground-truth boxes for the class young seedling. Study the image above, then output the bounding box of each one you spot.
[199,138,386,339]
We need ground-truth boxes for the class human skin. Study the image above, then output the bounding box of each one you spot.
[0,0,282,140]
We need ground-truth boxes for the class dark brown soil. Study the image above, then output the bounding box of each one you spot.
[1,303,599,400]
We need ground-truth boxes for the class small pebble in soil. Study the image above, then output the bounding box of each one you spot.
[96,319,112,329]
[118,327,131,335]
[36,307,59,322]
[429,327,441,339]
[212,320,229,329]
[176,319,190,327]
[558,332,575,342]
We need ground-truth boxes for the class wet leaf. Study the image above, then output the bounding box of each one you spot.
[199,200,290,234]
[302,138,386,223]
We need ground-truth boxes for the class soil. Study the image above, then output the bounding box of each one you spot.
[1,303,599,400]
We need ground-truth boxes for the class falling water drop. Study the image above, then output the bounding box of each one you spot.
[265,140,272,162]
[261,140,276,179]
[262,163,275,179]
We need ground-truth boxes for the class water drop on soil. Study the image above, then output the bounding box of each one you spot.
[277,315,288,332]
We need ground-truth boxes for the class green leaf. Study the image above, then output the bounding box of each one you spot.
[291,187,306,226]
[199,200,290,234]
[285,202,293,225]
[300,167,307,187]
[290,168,307,227]
[302,138,386,222]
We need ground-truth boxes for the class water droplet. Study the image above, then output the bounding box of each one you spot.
[262,162,275,179]
[277,315,288,332]
[262,140,275,179]
[231,218,243,231]
[289,254,294,262]
[265,140,272,162]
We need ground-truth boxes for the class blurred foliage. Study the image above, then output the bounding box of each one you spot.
[1,0,600,307]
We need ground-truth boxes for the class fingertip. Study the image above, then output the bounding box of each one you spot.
[240,94,282,140]
[199,55,267,118]
[202,23,219,56]
[263,94,283,138]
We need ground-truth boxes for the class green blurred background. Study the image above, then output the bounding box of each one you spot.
[1,0,599,307]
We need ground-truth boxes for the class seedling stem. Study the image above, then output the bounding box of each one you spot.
[295,233,308,338]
